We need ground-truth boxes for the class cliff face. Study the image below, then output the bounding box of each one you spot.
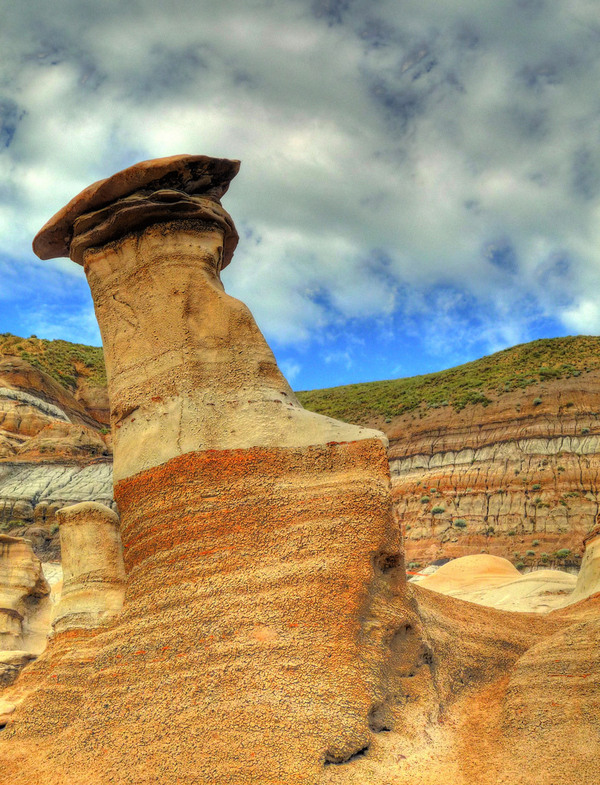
[298,338,600,571]
[0,355,113,559]
[385,372,600,569]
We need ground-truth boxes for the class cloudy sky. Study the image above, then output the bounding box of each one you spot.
[2,0,600,390]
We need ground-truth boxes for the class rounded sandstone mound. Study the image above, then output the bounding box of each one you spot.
[564,527,600,606]
[417,554,520,594]
[418,555,578,613]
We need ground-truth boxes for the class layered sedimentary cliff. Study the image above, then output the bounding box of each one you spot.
[0,355,113,559]
[5,326,599,574]
[299,338,600,571]
[388,372,600,569]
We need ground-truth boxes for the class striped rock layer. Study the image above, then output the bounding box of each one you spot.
[386,373,600,569]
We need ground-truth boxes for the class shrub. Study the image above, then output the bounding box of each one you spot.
[453,518,467,528]
[50,523,59,535]
[533,397,542,406]
[555,548,571,559]
[515,561,525,569]
[526,550,535,556]
[408,561,421,570]
[581,427,590,434]
[0,520,25,531]
[405,525,412,531]
[431,506,445,515]
[508,530,516,536]
[540,552,549,561]
[531,483,541,491]
[532,540,539,546]
[420,496,430,504]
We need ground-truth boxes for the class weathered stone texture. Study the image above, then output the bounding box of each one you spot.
[0,535,50,678]
[52,502,125,634]
[3,154,599,785]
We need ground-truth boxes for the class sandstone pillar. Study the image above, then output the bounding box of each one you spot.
[565,525,600,605]
[0,535,50,657]
[31,155,407,784]
[52,502,125,634]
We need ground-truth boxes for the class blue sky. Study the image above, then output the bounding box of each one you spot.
[2,0,600,391]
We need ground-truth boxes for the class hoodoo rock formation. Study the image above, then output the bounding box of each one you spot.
[52,502,125,634]
[1,155,598,785]
[0,535,50,686]
[1,154,409,784]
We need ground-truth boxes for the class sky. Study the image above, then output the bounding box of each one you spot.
[2,0,600,391]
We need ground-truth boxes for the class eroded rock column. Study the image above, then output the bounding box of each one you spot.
[52,502,125,634]
[0,534,50,683]
[565,525,600,605]
[30,155,408,784]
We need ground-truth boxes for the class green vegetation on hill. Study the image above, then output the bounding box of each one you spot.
[296,336,600,423]
[1,333,598,422]
[0,333,106,391]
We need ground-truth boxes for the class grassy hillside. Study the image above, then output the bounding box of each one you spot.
[296,335,600,423]
[0,333,106,391]
[2,333,599,424]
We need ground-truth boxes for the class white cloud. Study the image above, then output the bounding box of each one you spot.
[1,0,600,367]
[280,359,301,383]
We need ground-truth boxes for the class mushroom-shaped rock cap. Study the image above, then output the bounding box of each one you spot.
[33,154,240,263]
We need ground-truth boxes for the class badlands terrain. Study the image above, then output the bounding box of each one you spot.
[0,154,598,784]
[2,331,599,575]
[299,335,600,573]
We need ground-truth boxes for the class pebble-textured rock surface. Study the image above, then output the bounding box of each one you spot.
[0,155,405,784]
